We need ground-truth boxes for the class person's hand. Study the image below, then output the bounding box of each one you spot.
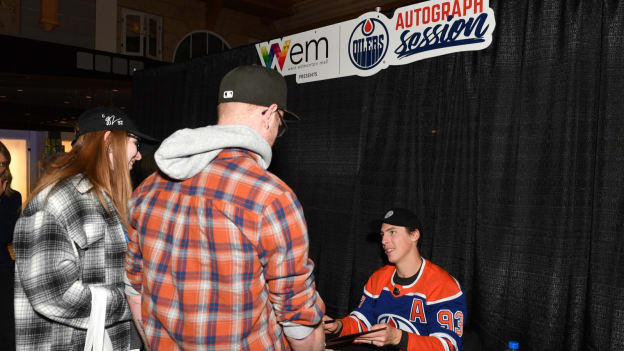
[354,323,402,347]
[126,294,151,351]
[322,315,342,335]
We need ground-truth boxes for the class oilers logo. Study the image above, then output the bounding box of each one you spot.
[348,17,389,70]
[378,313,419,334]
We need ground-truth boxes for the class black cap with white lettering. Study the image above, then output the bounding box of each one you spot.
[76,106,157,141]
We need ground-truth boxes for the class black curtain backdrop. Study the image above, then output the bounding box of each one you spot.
[130,1,624,350]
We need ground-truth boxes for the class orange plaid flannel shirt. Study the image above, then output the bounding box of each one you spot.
[126,149,324,350]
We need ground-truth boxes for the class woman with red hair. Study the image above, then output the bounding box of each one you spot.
[13,107,153,351]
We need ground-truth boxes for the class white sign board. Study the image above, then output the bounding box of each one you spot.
[256,0,495,83]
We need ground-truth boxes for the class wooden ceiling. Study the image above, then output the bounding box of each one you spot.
[0,73,132,132]
[0,0,425,132]
[206,0,423,37]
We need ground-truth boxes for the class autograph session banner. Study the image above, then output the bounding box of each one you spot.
[255,0,495,83]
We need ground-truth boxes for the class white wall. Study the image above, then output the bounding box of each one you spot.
[96,0,118,53]
[0,138,27,204]
[0,129,47,202]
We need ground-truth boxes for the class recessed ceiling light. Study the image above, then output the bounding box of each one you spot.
[16,89,23,92]
[112,88,119,92]
[63,101,70,104]
[85,95,92,99]
[0,95,6,98]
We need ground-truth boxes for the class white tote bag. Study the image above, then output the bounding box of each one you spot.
[84,286,114,351]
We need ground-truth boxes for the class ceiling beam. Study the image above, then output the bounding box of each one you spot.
[273,0,423,38]
[223,0,293,20]
[205,0,224,30]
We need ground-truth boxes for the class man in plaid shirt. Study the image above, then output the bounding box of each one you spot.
[126,65,325,350]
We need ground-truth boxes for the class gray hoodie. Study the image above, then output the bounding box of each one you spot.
[154,125,273,180]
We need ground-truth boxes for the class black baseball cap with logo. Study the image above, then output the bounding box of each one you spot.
[75,106,157,142]
[218,65,301,121]
[379,208,422,230]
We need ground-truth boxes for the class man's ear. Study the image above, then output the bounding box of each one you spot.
[261,104,279,128]
[410,229,420,242]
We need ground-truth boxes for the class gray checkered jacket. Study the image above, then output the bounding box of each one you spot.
[14,174,132,350]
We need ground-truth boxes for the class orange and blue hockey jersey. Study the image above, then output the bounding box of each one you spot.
[340,259,466,351]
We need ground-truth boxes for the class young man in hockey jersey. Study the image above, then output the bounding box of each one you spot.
[323,208,466,350]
